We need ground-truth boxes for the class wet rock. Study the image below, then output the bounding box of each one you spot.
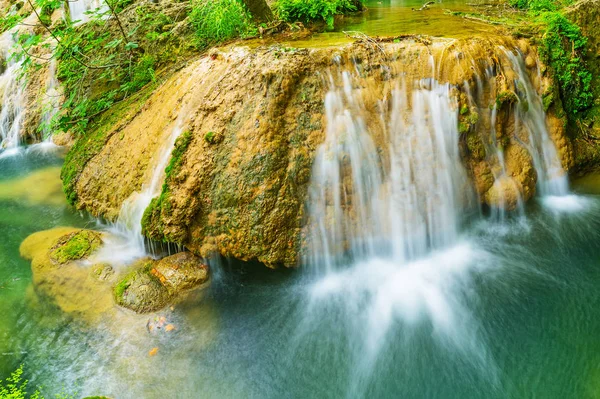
[20,228,115,322]
[153,252,209,295]
[66,39,576,266]
[114,253,208,314]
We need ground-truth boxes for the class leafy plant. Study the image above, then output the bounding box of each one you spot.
[274,0,362,28]
[190,0,257,48]
[507,0,593,117]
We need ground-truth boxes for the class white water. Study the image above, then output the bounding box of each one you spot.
[505,50,570,198]
[0,33,25,149]
[308,71,471,271]
[68,0,108,24]
[305,67,488,371]
[303,49,581,375]
[92,118,186,265]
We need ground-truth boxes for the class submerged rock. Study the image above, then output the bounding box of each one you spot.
[20,228,115,322]
[114,252,209,314]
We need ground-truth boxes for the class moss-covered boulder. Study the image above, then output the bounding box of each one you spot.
[114,252,209,314]
[20,228,115,322]
[49,230,102,264]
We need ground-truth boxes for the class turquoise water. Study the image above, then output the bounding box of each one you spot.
[1,151,600,398]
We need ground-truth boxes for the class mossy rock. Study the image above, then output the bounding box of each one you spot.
[496,91,519,108]
[49,230,102,265]
[113,253,209,313]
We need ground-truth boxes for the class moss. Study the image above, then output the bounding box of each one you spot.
[466,132,486,160]
[204,131,216,143]
[49,230,102,264]
[496,91,519,108]
[460,103,469,115]
[61,84,158,205]
[141,130,193,242]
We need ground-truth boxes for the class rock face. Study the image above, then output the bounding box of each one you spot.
[64,37,573,266]
[114,252,208,313]
[567,0,600,172]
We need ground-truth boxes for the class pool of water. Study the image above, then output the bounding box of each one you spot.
[276,0,503,48]
[2,150,600,398]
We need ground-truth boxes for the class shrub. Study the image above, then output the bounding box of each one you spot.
[275,0,361,28]
[190,0,256,48]
[508,0,593,117]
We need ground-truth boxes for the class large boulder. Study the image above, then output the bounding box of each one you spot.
[20,228,115,322]
[64,38,572,266]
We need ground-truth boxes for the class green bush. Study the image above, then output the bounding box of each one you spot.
[538,11,593,116]
[508,0,593,117]
[190,0,256,48]
[275,0,361,28]
[0,365,74,399]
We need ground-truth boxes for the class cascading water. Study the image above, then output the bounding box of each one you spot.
[92,118,186,265]
[505,50,569,196]
[304,63,492,390]
[68,0,108,24]
[301,44,587,392]
[0,33,25,152]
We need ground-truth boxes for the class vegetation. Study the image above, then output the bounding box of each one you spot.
[49,230,101,264]
[190,0,257,48]
[141,131,193,242]
[504,0,593,117]
[0,365,74,399]
[274,0,362,28]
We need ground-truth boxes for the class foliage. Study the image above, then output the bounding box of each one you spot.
[190,0,256,48]
[0,366,39,399]
[537,11,593,116]
[0,14,23,34]
[274,0,362,28]
[0,365,75,399]
[507,0,593,117]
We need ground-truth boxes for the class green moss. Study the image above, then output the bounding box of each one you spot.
[49,230,102,264]
[141,131,193,242]
[204,131,216,143]
[466,132,486,160]
[460,104,469,115]
[496,91,519,107]
[61,83,157,205]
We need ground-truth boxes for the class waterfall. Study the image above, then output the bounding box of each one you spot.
[0,33,25,151]
[92,118,186,265]
[308,71,471,271]
[302,47,583,372]
[68,0,108,24]
[505,49,569,197]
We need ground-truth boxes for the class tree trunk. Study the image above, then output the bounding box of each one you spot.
[241,0,274,23]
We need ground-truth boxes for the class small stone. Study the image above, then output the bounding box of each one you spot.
[525,55,536,68]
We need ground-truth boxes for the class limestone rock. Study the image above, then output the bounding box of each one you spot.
[153,252,209,295]
[19,228,115,322]
[114,253,209,314]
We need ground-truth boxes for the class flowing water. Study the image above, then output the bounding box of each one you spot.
[0,32,25,150]
[2,2,600,398]
[68,0,108,24]
[2,150,600,398]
